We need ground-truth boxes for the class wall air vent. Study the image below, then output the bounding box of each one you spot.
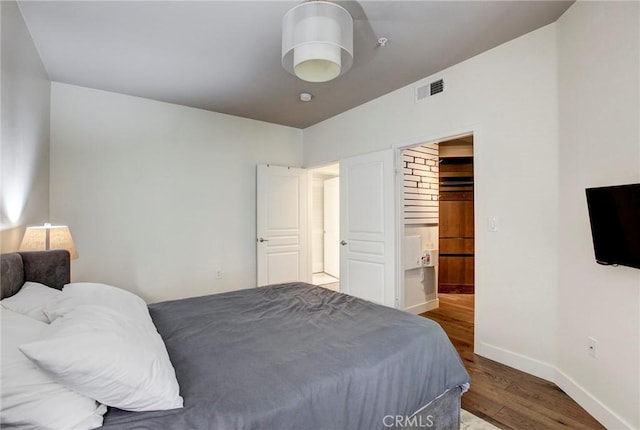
[415,78,445,103]
[430,79,444,95]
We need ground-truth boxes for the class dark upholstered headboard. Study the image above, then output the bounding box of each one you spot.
[0,250,71,299]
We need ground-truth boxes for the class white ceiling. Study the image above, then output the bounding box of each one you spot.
[18,1,573,129]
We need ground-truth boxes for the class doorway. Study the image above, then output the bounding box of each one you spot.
[257,154,395,306]
[400,134,475,333]
[309,163,340,292]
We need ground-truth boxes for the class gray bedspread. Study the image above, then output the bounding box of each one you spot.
[102,283,469,430]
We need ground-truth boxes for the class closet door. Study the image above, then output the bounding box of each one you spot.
[256,165,309,286]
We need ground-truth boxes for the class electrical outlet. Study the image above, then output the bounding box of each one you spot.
[215,269,223,279]
[587,337,598,358]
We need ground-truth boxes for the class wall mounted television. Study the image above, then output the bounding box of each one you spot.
[585,183,640,269]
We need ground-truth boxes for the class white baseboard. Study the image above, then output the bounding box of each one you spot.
[554,368,634,430]
[476,342,633,429]
[404,298,439,315]
[476,342,556,382]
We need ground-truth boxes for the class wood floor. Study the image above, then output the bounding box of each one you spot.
[422,294,605,430]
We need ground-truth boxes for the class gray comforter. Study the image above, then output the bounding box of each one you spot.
[102,283,469,430]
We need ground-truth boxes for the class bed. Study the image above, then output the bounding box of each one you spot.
[1,250,470,430]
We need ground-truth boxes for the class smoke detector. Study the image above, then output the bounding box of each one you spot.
[299,92,313,102]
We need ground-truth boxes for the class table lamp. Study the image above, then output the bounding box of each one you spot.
[19,223,78,259]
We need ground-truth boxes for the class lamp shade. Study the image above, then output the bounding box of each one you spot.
[19,223,78,260]
[282,1,353,83]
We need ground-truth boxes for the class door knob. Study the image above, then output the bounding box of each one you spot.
[258,237,269,243]
[340,240,347,246]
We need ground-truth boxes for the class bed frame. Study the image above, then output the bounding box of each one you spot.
[0,250,463,430]
[1,250,70,299]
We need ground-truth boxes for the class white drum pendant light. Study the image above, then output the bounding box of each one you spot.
[282,1,353,83]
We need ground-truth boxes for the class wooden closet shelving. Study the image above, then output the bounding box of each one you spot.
[438,156,474,294]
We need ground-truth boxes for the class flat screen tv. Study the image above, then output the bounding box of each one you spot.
[585,183,640,269]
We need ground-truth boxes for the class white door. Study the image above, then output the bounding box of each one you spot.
[256,164,309,286]
[323,177,340,278]
[340,150,397,307]
[311,177,325,273]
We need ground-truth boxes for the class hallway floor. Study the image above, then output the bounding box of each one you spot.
[312,272,339,292]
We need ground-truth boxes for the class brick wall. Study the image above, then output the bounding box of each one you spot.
[403,143,439,225]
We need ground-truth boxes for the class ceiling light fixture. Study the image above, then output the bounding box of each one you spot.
[282,1,353,83]
[299,92,313,102]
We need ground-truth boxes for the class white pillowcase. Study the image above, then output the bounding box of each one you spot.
[26,283,183,412]
[0,307,106,430]
[44,282,149,323]
[1,282,61,323]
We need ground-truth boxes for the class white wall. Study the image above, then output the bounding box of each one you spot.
[50,83,302,303]
[0,0,50,252]
[557,2,640,429]
[305,24,560,377]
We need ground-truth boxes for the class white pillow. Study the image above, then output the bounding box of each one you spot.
[1,282,61,323]
[20,304,184,412]
[45,282,149,323]
[0,307,106,430]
